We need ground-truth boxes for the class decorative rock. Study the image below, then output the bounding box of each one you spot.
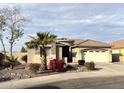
[23,74,30,78]
[76,66,86,72]
[10,73,16,76]
[5,68,9,70]
[17,73,21,76]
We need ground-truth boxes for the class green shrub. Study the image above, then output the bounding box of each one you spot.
[2,56,20,68]
[0,53,4,66]
[2,61,11,68]
[78,60,85,65]
[21,55,27,63]
[65,65,77,71]
[28,63,41,74]
[84,62,95,70]
[20,46,27,52]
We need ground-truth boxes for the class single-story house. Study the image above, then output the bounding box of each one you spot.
[111,39,124,62]
[27,38,112,64]
[72,39,112,63]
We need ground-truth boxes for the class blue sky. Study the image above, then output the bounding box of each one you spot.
[1,3,124,51]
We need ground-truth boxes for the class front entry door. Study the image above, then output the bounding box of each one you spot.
[62,46,72,62]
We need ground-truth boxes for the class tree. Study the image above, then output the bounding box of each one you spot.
[3,7,27,57]
[0,11,7,56]
[25,32,57,71]
[20,46,27,52]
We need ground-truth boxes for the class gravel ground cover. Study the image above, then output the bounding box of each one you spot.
[0,64,61,82]
[0,64,96,83]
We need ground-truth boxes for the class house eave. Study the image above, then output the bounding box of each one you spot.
[72,45,111,48]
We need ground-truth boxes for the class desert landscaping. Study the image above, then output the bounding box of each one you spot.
[1,3,124,89]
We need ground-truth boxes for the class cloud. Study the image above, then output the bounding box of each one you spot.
[1,3,124,51]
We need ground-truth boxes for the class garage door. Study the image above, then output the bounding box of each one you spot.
[84,50,110,62]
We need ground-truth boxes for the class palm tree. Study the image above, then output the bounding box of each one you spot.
[25,32,57,71]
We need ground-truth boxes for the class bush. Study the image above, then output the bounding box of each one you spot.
[84,62,95,70]
[65,65,77,71]
[78,60,85,65]
[48,59,65,72]
[21,55,27,63]
[2,61,11,68]
[2,56,21,69]
[56,60,65,72]
[48,59,57,71]
[28,63,41,74]
[20,46,27,52]
[0,53,4,66]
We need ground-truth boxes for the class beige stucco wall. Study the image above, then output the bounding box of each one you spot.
[58,47,62,60]
[56,47,63,60]
[50,43,56,59]
[56,46,69,63]
[27,49,41,64]
[27,46,56,64]
[27,49,35,63]
[72,48,85,62]
[112,49,121,54]
[112,48,124,54]
[28,45,112,64]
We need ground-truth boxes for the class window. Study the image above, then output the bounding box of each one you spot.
[96,50,99,52]
[36,47,51,57]
[45,47,51,57]
[102,51,106,52]
[72,52,77,57]
[83,50,87,52]
[89,50,93,52]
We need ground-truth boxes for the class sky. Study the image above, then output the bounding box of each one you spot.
[0,3,124,51]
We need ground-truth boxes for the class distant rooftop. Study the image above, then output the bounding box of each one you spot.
[111,39,124,49]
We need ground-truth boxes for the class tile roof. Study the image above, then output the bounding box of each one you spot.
[73,39,111,48]
[71,39,85,45]
[111,39,124,49]
[57,38,111,48]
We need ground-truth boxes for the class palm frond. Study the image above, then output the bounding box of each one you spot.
[25,32,57,49]
[29,36,36,40]
[25,40,37,49]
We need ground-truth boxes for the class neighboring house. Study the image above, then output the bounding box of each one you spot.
[27,38,112,64]
[111,39,124,62]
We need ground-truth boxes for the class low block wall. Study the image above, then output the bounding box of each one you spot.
[7,52,27,64]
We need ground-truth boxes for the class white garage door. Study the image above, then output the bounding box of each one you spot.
[84,50,110,62]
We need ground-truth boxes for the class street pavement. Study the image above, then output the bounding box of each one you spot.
[1,62,124,89]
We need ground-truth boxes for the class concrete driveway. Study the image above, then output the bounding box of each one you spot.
[95,62,124,74]
[1,62,124,89]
